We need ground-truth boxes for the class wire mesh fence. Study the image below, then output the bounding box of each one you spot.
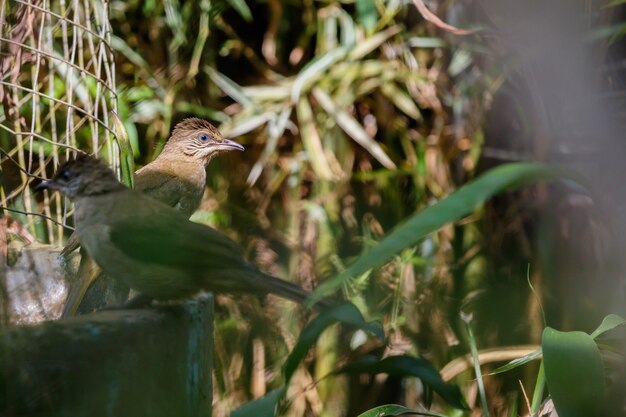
[0,0,119,244]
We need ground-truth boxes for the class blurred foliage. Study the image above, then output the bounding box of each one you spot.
[4,0,626,416]
[105,0,494,414]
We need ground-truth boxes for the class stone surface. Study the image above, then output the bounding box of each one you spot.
[0,295,213,417]
[6,243,76,324]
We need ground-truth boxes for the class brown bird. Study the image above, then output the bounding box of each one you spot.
[60,118,244,316]
[39,156,321,307]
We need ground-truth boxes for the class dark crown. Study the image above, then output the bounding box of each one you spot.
[55,154,115,179]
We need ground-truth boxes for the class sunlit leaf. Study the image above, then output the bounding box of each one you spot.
[291,47,349,103]
[225,0,253,22]
[187,0,211,79]
[489,349,542,375]
[248,107,292,185]
[296,96,335,180]
[380,83,421,120]
[163,0,186,50]
[312,87,396,169]
[407,37,446,48]
[220,112,273,138]
[590,314,626,339]
[204,66,256,107]
[348,26,401,60]
[111,111,134,188]
[241,84,292,101]
[542,327,605,417]
[174,101,228,122]
[356,0,377,35]
[338,7,357,46]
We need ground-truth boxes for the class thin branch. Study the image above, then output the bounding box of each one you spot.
[0,205,74,230]
[0,146,46,180]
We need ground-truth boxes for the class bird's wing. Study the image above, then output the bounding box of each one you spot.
[134,170,185,209]
[108,208,247,272]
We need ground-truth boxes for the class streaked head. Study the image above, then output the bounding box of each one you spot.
[36,155,125,199]
[166,118,244,164]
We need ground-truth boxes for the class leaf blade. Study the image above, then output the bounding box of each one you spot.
[542,327,605,417]
[310,163,573,304]
[283,303,384,384]
[334,355,468,410]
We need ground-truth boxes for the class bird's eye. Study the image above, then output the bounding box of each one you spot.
[61,170,72,180]
[199,133,209,142]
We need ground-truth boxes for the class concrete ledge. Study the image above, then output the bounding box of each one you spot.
[0,295,213,417]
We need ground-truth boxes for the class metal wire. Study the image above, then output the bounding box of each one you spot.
[0,0,118,244]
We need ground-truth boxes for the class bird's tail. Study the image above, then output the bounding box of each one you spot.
[61,251,101,318]
[257,272,335,310]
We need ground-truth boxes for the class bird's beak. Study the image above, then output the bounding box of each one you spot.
[35,180,56,192]
[215,138,244,153]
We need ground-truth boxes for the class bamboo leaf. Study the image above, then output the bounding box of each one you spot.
[204,66,256,107]
[313,87,396,169]
[489,349,542,375]
[380,83,421,120]
[220,113,273,138]
[296,96,335,180]
[309,163,575,304]
[111,111,134,188]
[225,0,253,22]
[347,26,401,60]
[163,0,187,50]
[291,47,349,103]
[247,107,292,185]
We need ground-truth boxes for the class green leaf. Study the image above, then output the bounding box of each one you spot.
[225,0,253,22]
[542,327,605,417]
[296,96,334,180]
[380,83,421,120]
[204,66,256,108]
[230,387,285,417]
[111,111,135,188]
[530,361,546,415]
[348,26,401,60]
[607,0,626,7]
[489,349,542,375]
[163,0,186,50]
[357,404,451,417]
[356,0,377,35]
[309,163,574,305]
[334,355,468,410]
[590,314,626,339]
[291,47,349,102]
[312,87,396,169]
[284,303,384,384]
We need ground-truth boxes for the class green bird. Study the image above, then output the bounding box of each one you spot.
[60,118,244,316]
[39,155,322,308]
